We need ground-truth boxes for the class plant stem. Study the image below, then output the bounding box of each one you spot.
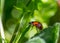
[10,23,20,43]
[0,17,5,43]
[18,24,31,43]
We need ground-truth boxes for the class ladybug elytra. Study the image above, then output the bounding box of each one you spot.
[29,21,43,30]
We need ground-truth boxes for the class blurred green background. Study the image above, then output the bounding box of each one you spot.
[0,0,60,43]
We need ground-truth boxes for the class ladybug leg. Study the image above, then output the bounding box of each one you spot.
[36,27,40,33]
[30,25,34,30]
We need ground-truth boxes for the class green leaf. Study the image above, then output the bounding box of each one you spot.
[38,23,60,43]
[26,37,46,43]
[26,23,60,43]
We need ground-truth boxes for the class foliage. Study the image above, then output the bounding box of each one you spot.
[26,23,60,43]
[0,0,60,43]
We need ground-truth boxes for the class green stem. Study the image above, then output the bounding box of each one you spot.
[18,24,31,43]
[10,23,20,43]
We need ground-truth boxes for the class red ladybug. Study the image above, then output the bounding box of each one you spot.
[29,21,43,30]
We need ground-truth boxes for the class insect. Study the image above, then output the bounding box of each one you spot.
[29,21,43,30]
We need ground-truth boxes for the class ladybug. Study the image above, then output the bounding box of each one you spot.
[29,21,43,30]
